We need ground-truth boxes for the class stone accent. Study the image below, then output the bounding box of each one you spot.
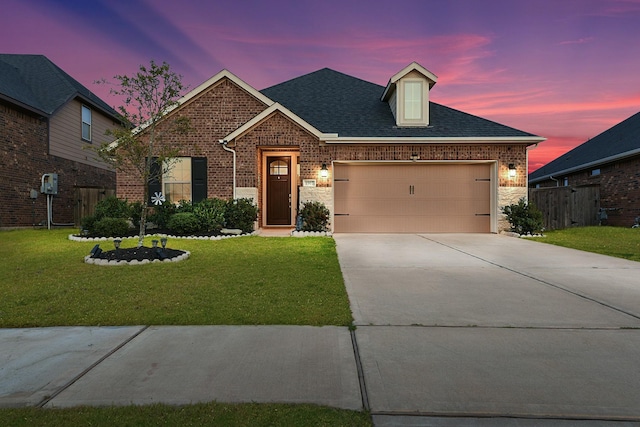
[299,186,333,231]
[497,186,527,232]
[236,187,258,202]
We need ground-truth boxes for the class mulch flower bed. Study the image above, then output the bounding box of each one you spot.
[92,246,186,262]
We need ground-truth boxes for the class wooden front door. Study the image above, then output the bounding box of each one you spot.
[266,156,291,225]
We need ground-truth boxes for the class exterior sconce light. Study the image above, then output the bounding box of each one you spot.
[508,164,516,178]
[410,153,420,161]
[320,163,329,178]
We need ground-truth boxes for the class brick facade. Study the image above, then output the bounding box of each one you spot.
[116,77,267,202]
[115,74,531,232]
[0,102,115,228]
[533,156,640,227]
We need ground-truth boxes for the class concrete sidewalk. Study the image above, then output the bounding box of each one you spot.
[0,325,362,410]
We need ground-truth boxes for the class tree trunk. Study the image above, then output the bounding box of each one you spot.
[137,201,147,248]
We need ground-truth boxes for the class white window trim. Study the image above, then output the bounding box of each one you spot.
[163,157,192,203]
[81,105,92,142]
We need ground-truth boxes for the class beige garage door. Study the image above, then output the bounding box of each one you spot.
[333,163,492,233]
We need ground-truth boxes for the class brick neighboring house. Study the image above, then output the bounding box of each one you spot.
[0,54,120,228]
[529,112,640,227]
[118,62,544,233]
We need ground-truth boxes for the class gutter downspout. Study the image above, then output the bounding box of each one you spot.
[219,140,236,199]
[549,176,559,187]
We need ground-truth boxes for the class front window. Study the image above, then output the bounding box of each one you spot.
[563,177,569,187]
[163,157,192,203]
[81,105,92,141]
[404,81,422,120]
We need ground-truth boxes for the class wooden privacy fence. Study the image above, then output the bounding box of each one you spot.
[73,187,116,226]
[529,185,600,230]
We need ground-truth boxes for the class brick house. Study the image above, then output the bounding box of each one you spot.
[529,112,640,227]
[118,62,544,233]
[0,54,120,228]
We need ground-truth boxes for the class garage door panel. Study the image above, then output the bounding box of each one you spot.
[333,163,492,233]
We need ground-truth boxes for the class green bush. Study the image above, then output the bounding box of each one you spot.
[167,212,201,235]
[299,201,330,232]
[502,197,544,235]
[92,217,131,237]
[148,203,177,229]
[175,200,194,213]
[225,198,258,233]
[94,196,130,220]
[194,198,226,232]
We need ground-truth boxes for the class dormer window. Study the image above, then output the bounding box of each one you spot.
[403,81,423,120]
[381,62,438,128]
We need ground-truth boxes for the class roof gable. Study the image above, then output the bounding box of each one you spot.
[0,54,117,118]
[175,69,273,112]
[381,61,438,102]
[530,111,640,181]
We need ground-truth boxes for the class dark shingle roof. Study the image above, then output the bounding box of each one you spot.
[0,54,117,118]
[261,68,538,138]
[530,111,640,182]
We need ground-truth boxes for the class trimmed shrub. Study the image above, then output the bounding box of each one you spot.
[299,201,330,232]
[94,196,130,220]
[167,212,201,235]
[194,198,226,232]
[148,203,177,229]
[225,198,258,233]
[92,217,131,238]
[502,197,544,235]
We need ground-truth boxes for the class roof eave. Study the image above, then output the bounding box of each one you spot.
[529,147,640,183]
[322,136,546,144]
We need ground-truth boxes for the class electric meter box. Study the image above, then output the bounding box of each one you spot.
[41,173,58,195]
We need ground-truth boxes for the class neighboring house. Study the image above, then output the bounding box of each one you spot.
[529,112,640,227]
[0,54,120,228]
[117,62,544,233]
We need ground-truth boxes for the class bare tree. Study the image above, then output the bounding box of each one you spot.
[95,60,190,247]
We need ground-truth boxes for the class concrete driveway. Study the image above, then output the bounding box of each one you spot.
[334,233,640,424]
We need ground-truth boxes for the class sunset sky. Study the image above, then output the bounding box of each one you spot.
[2,0,639,172]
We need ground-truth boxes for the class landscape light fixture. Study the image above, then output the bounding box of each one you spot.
[320,163,329,178]
[160,237,168,249]
[113,239,121,250]
[508,164,517,178]
[152,239,159,248]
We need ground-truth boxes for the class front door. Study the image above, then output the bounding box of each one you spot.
[266,156,291,225]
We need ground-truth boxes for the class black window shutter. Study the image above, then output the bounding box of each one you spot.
[192,157,207,203]
[148,157,162,204]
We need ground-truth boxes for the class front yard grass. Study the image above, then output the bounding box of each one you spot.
[0,402,371,427]
[0,229,353,327]
[531,226,640,262]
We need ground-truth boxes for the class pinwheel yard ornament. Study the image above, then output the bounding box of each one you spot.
[151,192,166,206]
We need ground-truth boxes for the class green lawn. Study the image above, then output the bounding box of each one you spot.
[531,226,640,262]
[0,229,353,327]
[0,403,371,427]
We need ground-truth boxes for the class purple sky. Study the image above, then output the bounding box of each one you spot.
[3,0,640,172]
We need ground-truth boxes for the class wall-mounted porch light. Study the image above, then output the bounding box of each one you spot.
[410,153,420,161]
[320,163,329,178]
[508,163,517,178]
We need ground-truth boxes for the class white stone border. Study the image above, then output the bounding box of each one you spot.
[69,231,258,242]
[84,251,191,266]
[291,231,333,237]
